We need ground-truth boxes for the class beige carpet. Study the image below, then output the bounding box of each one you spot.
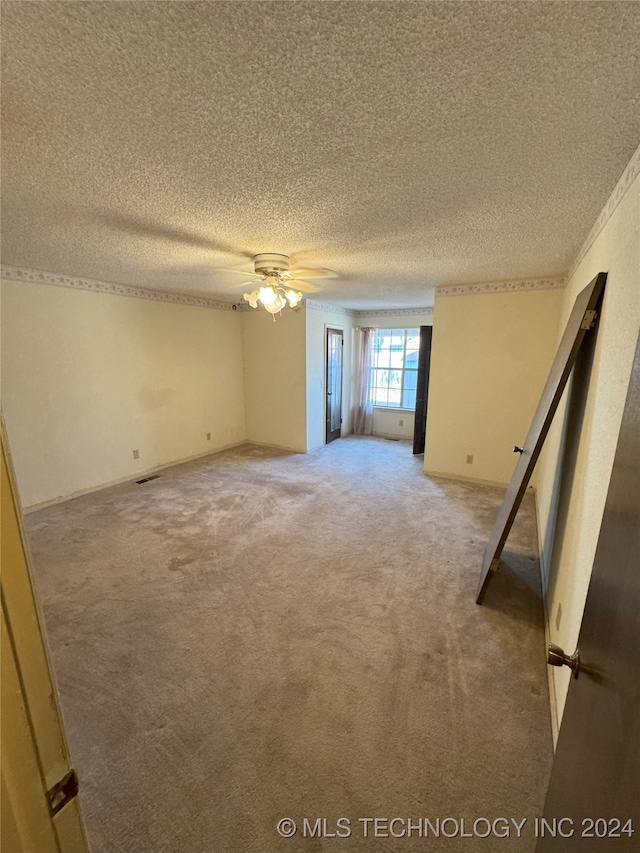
[26,437,552,852]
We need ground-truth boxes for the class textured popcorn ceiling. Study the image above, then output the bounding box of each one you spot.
[2,2,639,310]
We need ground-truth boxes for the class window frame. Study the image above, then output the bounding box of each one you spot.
[370,328,420,410]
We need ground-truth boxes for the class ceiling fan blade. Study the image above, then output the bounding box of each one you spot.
[159,265,262,280]
[285,278,319,293]
[91,211,254,258]
[214,268,262,277]
[233,280,266,290]
[287,267,338,280]
[231,277,318,293]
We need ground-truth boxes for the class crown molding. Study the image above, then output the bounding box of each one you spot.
[568,142,640,281]
[0,265,238,311]
[354,306,434,318]
[435,277,566,298]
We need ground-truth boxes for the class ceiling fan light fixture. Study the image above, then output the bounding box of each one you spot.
[258,284,281,307]
[243,278,302,320]
[285,289,302,308]
[228,253,332,317]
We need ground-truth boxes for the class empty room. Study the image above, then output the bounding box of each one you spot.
[1,3,638,853]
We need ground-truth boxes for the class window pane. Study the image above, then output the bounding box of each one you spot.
[404,369,418,392]
[372,369,389,408]
[373,387,388,406]
[389,369,402,389]
[403,387,417,409]
[404,349,419,370]
[388,388,401,406]
[389,346,404,368]
[376,330,393,349]
[373,368,389,387]
[375,347,390,368]
[391,330,404,349]
[406,329,420,351]
[403,370,418,409]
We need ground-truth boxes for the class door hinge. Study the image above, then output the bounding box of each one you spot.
[47,769,79,816]
[340,418,343,424]
[580,309,598,330]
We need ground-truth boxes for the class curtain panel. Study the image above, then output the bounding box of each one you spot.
[354,327,374,435]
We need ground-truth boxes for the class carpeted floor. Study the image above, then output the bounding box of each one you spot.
[26,437,553,853]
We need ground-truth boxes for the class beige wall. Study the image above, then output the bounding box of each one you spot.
[424,288,563,485]
[305,306,354,451]
[240,307,307,452]
[371,408,414,440]
[355,311,434,330]
[1,280,246,508]
[535,167,640,734]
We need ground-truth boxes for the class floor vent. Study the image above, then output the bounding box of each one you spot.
[135,474,160,484]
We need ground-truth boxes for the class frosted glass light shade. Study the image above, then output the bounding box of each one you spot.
[242,279,302,318]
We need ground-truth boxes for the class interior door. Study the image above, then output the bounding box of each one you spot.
[325,327,343,444]
[1,415,88,852]
[536,332,640,852]
[412,325,433,454]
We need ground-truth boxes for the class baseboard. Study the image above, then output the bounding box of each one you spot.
[306,442,324,453]
[424,468,510,489]
[243,438,306,454]
[533,487,560,750]
[371,431,412,441]
[23,440,248,513]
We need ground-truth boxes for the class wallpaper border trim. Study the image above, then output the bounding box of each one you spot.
[354,306,434,317]
[435,277,565,298]
[0,265,237,311]
[2,265,565,312]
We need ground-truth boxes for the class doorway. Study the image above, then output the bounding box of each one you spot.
[325,327,343,444]
[537,332,640,851]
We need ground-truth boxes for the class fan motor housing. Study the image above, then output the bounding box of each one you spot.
[253,253,290,276]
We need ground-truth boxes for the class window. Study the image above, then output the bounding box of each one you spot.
[371,328,420,409]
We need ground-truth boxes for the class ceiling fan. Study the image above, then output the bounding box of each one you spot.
[223,253,337,319]
[90,213,337,318]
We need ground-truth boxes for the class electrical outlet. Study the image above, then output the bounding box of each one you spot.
[556,602,562,631]
[133,449,140,460]
[466,454,473,464]
[206,432,211,441]
[399,419,404,427]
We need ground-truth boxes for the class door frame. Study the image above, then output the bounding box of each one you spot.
[536,331,640,851]
[325,325,345,444]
